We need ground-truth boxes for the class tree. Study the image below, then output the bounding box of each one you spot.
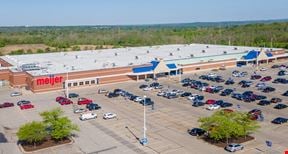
[50,117,79,140]
[17,121,47,146]
[40,108,79,141]
[198,110,260,143]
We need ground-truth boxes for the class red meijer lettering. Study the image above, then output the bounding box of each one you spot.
[36,76,63,86]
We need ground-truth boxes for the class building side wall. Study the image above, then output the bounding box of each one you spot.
[99,75,133,84]
[9,72,27,87]
[29,66,134,93]
[272,50,286,55]
[0,69,10,80]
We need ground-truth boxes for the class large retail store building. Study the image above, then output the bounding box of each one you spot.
[0,44,287,93]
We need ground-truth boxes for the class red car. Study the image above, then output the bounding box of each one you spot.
[0,102,14,108]
[206,99,216,104]
[260,76,272,82]
[78,98,92,105]
[56,96,65,102]
[59,98,73,105]
[20,104,34,110]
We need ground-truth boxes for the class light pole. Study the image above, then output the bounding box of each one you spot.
[66,71,69,98]
[140,95,148,145]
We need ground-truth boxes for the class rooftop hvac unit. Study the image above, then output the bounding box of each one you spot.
[147,50,150,53]
[94,60,97,63]
[223,51,227,54]
[135,56,139,60]
[112,63,116,67]
[169,52,173,56]
[206,46,209,48]
[114,53,118,56]
[75,55,78,59]
[234,47,238,50]
[190,54,194,58]
[71,66,75,70]
[177,48,180,51]
[128,62,133,65]
[202,50,206,53]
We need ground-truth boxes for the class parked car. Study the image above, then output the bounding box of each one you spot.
[181,92,192,97]
[107,92,120,98]
[220,102,233,108]
[0,102,14,108]
[134,96,143,102]
[250,74,261,80]
[248,109,263,120]
[187,128,206,136]
[20,104,34,110]
[262,86,275,93]
[282,91,288,96]
[59,98,73,105]
[139,84,149,89]
[220,89,233,96]
[206,99,216,105]
[143,87,153,91]
[78,98,92,105]
[259,67,267,71]
[260,76,272,82]
[98,89,108,94]
[271,117,288,124]
[225,78,235,85]
[273,78,288,84]
[56,96,65,102]
[17,100,31,106]
[140,98,154,106]
[274,104,287,109]
[257,100,271,106]
[278,70,288,76]
[192,101,205,107]
[207,104,220,110]
[270,98,282,103]
[10,92,22,97]
[86,103,101,111]
[68,93,79,98]
[79,113,97,121]
[103,113,117,119]
[225,143,244,152]
[73,108,87,114]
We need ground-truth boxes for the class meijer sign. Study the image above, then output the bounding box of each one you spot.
[36,76,63,86]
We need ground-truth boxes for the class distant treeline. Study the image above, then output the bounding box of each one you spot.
[0,22,288,50]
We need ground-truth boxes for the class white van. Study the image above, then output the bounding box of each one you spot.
[79,113,97,121]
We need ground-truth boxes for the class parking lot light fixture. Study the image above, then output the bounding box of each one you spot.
[140,95,148,145]
[66,71,69,98]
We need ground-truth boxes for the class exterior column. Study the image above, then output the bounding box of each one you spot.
[136,75,139,82]
[144,74,147,79]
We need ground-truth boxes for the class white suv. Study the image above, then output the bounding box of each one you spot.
[225,143,244,152]
[80,113,97,121]
[103,113,117,119]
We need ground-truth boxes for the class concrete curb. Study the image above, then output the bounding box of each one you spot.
[18,137,74,153]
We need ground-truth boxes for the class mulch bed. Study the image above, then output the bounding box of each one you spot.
[20,137,72,152]
[201,135,254,148]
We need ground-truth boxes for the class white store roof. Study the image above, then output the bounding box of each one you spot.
[0,44,281,76]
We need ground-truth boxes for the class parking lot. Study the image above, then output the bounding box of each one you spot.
[0,61,288,154]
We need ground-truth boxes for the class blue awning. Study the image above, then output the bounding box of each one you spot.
[243,50,274,60]
[132,66,153,73]
[132,61,178,73]
[166,63,177,69]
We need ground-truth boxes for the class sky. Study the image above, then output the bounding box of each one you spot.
[0,0,288,26]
